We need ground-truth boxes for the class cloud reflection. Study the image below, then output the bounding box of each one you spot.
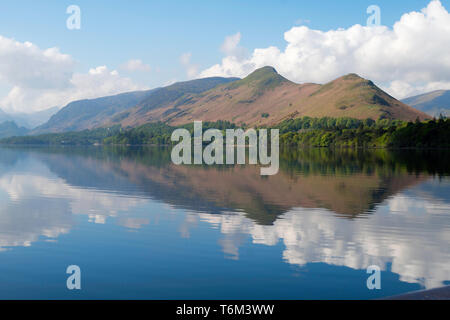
[0,147,448,292]
[0,172,148,249]
[185,183,450,289]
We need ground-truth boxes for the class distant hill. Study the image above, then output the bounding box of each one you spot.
[31,90,157,134]
[33,66,429,133]
[114,67,430,127]
[0,109,13,124]
[402,90,450,117]
[0,121,29,139]
[12,107,59,129]
[33,77,238,134]
[0,107,58,129]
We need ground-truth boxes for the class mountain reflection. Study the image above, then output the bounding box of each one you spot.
[0,146,448,289]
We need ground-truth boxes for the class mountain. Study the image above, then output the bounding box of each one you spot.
[0,121,29,139]
[135,77,240,114]
[12,107,59,129]
[402,90,450,117]
[34,67,429,133]
[0,107,58,129]
[113,67,430,127]
[31,90,156,134]
[33,77,238,134]
[0,109,13,124]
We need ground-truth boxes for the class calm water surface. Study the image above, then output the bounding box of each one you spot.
[0,146,449,299]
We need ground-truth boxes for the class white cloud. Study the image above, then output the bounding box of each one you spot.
[200,0,450,99]
[220,32,246,59]
[180,52,192,66]
[0,36,74,90]
[179,52,199,79]
[120,59,151,72]
[1,65,145,114]
[0,37,147,113]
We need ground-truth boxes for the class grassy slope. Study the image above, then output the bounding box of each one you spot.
[30,66,430,134]
[32,90,154,134]
[33,77,239,135]
[122,67,430,127]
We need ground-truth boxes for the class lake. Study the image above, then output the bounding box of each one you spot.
[0,146,448,299]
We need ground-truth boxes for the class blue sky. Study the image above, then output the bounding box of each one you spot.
[0,0,448,113]
[0,0,435,82]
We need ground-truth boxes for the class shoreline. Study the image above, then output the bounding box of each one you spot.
[383,285,450,300]
[2,143,450,150]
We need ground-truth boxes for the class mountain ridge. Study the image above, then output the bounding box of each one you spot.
[134,67,429,127]
[32,66,430,134]
[32,77,239,134]
[0,121,29,139]
[32,90,157,134]
[403,90,450,117]
[0,107,58,129]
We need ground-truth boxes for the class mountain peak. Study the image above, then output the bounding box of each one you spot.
[250,66,278,75]
[339,73,366,81]
[228,66,289,90]
[331,73,376,89]
[244,66,281,81]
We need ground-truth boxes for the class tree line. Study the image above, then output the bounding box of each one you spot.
[1,117,449,149]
